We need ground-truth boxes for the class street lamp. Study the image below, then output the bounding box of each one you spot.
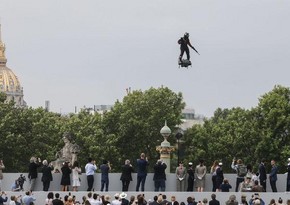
[175,129,183,167]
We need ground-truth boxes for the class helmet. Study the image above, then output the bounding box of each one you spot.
[184,32,189,37]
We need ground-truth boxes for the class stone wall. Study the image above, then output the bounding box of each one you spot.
[1,173,288,192]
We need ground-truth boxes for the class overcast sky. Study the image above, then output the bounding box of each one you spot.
[1,0,289,117]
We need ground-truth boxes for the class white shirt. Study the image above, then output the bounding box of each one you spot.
[85,163,97,175]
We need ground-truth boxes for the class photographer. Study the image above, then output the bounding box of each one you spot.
[41,160,54,191]
[153,159,167,192]
[231,158,247,192]
[100,159,111,192]
[85,157,97,191]
[10,195,22,205]
[0,191,8,205]
[120,159,134,192]
[28,157,42,191]
[0,160,5,191]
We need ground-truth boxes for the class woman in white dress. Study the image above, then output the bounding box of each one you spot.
[72,161,82,191]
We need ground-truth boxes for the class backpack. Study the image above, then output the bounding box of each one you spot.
[178,38,182,44]
[237,164,247,177]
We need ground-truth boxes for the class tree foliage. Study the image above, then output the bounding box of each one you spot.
[184,85,290,173]
[0,85,289,173]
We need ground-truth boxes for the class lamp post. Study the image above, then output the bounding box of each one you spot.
[156,121,175,173]
[175,129,183,167]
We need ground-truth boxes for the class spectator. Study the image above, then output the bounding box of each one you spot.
[195,159,207,192]
[249,193,265,205]
[231,158,247,192]
[240,195,248,205]
[187,197,197,205]
[9,195,22,205]
[28,157,42,191]
[258,159,267,192]
[153,159,167,192]
[85,158,97,191]
[215,162,224,192]
[72,161,82,192]
[52,193,64,205]
[219,178,232,192]
[187,162,195,191]
[100,160,111,192]
[89,193,102,205]
[22,191,36,205]
[268,199,276,205]
[239,176,253,192]
[11,180,21,192]
[120,192,129,205]
[0,191,8,205]
[103,195,111,205]
[111,193,121,205]
[136,153,149,192]
[45,192,54,205]
[120,159,134,192]
[176,162,187,191]
[269,160,278,192]
[225,195,238,205]
[252,180,264,192]
[210,160,219,192]
[209,194,219,205]
[0,160,4,192]
[286,158,290,192]
[41,160,54,191]
[61,161,71,191]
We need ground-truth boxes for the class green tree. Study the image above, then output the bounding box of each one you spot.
[103,86,185,171]
[255,85,290,169]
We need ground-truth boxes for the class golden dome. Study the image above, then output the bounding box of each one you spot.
[0,24,26,107]
[0,66,22,93]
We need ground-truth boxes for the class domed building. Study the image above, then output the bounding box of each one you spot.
[0,24,26,107]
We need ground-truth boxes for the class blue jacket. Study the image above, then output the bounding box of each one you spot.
[269,165,278,182]
[136,158,148,177]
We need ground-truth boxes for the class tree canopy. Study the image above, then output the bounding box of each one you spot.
[0,85,289,173]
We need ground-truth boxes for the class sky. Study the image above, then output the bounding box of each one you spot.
[0,0,289,117]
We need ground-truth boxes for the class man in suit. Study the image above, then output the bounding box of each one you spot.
[209,194,220,205]
[52,193,64,205]
[120,159,134,191]
[259,159,267,192]
[153,159,167,192]
[269,159,278,192]
[135,153,149,192]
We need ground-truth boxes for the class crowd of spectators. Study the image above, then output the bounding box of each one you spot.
[1,191,290,205]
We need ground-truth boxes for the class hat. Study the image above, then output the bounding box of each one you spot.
[114,193,119,198]
[188,162,193,166]
[219,162,223,166]
[104,195,111,201]
[119,192,127,199]
[288,158,290,162]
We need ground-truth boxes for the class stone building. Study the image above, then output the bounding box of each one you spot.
[0,24,26,107]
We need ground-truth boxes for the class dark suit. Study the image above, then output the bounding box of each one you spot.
[52,198,64,205]
[259,162,267,191]
[209,199,220,205]
[135,158,149,191]
[120,164,134,191]
[153,162,167,192]
[269,165,278,192]
[41,165,53,191]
